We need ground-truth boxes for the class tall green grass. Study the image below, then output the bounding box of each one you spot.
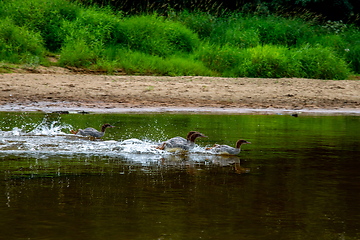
[96,47,213,76]
[196,44,350,79]
[0,0,359,79]
[59,6,119,67]
[0,18,45,64]
[110,14,200,57]
[0,0,80,52]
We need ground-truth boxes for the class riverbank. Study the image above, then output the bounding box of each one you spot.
[1,70,359,115]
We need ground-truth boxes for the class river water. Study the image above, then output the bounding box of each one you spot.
[1,112,360,240]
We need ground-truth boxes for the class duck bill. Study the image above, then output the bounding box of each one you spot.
[245,141,251,144]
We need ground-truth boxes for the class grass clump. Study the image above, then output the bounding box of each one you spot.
[58,6,118,67]
[241,45,291,78]
[0,18,45,65]
[196,44,349,79]
[196,43,244,75]
[0,0,80,52]
[111,14,200,57]
[291,45,350,80]
[98,48,212,76]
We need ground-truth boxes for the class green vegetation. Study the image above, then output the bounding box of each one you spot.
[0,0,359,79]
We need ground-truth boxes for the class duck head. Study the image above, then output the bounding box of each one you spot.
[235,139,251,148]
[186,131,198,141]
[189,132,207,142]
[101,123,115,132]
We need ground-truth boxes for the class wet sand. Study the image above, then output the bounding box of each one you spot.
[1,71,359,115]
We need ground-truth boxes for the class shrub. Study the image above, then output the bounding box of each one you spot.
[345,45,360,73]
[175,11,317,48]
[171,10,219,40]
[339,28,360,73]
[173,11,259,49]
[102,47,212,76]
[111,14,200,57]
[59,37,99,67]
[224,28,260,48]
[292,45,350,80]
[195,43,244,74]
[0,0,81,52]
[255,15,317,47]
[59,6,121,67]
[0,18,45,64]
[241,45,291,78]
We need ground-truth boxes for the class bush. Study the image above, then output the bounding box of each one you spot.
[254,15,317,47]
[59,38,99,67]
[0,18,45,64]
[345,46,360,73]
[241,45,291,78]
[171,10,219,40]
[338,27,360,73]
[59,6,121,67]
[111,14,200,57]
[195,43,244,74]
[101,48,212,76]
[292,45,350,80]
[0,0,81,52]
[196,43,350,79]
[224,28,260,49]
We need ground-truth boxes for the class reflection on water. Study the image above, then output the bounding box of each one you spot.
[1,112,360,239]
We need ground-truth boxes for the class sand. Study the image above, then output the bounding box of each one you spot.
[1,67,359,114]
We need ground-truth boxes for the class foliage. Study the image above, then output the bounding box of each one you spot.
[0,0,81,52]
[241,45,291,78]
[195,43,245,74]
[111,14,200,57]
[0,18,45,64]
[74,0,360,26]
[196,43,349,79]
[59,38,99,67]
[59,6,119,66]
[253,15,317,46]
[174,11,319,48]
[345,45,360,73]
[0,0,359,79]
[291,45,350,79]
[100,48,212,76]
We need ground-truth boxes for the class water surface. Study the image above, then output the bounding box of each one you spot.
[1,112,360,239]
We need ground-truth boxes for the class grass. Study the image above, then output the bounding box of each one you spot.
[0,0,359,80]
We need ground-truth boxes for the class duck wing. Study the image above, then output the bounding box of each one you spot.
[165,137,188,149]
[80,128,103,137]
[212,145,240,155]
[156,136,186,150]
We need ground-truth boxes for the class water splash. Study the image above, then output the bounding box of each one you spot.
[29,118,72,136]
[0,118,227,161]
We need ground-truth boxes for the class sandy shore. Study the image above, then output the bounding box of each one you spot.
[1,70,359,115]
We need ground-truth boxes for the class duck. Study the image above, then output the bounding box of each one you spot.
[164,131,198,144]
[206,139,251,155]
[157,131,207,152]
[70,123,115,139]
[156,131,198,149]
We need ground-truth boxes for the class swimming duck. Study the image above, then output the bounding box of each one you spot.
[157,131,207,152]
[156,131,198,149]
[207,139,251,155]
[70,123,115,138]
[165,131,198,144]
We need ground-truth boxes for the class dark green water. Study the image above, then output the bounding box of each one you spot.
[1,112,360,239]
